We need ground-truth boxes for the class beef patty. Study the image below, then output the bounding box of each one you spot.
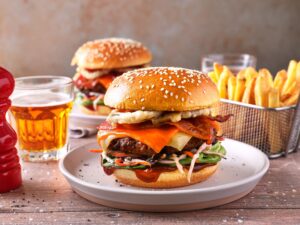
[79,83,106,94]
[107,137,204,158]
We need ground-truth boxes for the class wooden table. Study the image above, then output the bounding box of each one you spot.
[1,136,299,225]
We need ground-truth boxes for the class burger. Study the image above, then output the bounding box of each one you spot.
[71,38,152,115]
[96,67,230,188]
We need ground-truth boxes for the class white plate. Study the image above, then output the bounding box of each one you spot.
[59,139,269,212]
[69,104,106,129]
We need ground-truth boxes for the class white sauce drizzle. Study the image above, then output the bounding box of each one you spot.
[187,143,210,183]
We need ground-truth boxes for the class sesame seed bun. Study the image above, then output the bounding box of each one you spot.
[113,164,218,188]
[71,38,152,70]
[104,67,219,111]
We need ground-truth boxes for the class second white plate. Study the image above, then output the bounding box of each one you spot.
[59,139,269,212]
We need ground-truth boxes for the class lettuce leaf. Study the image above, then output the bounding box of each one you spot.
[198,142,226,164]
[76,93,104,106]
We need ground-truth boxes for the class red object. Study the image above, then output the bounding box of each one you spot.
[0,67,22,193]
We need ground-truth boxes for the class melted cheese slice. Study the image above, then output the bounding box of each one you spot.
[98,126,179,153]
[98,75,115,89]
[166,132,192,151]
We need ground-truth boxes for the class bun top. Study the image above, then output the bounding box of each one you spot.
[71,38,152,69]
[104,67,219,111]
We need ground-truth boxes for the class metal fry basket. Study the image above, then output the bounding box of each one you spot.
[218,99,300,158]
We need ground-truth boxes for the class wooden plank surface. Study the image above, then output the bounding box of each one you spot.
[0,136,299,225]
[1,209,300,225]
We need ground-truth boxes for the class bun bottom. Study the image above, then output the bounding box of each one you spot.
[78,104,112,116]
[113,164,218,189]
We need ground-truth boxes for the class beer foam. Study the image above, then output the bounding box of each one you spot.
[12,93,72,107]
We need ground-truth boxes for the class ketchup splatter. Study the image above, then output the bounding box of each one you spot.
[103,167,115,176]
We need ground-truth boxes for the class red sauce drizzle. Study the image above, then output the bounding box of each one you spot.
[134,167,176,183]
[102,163,215,183]
[103,167,115,175]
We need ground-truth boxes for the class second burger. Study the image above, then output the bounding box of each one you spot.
[71,38,152,115]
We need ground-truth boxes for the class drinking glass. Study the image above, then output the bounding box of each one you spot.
[201,53,257,74]
[9,76,73,162]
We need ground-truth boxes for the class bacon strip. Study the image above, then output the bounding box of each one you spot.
[168,114,231,143]
[205,114,233,122]
[168,120,214,144]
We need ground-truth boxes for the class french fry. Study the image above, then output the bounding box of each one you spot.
[259,68,273,87]
[217,67,231,98]
[245,67,258,86]
[296,61,300,87]
[273,70,287,98]
[282,60,297,96]
[228,76,236,100]
[233,70,246,101]
[282,90,300,106]
[208,71,218,84]
[268,88,280,107]
[242,77,256,104]
[213,63,223,80]
[254,74,272,107]
[281,82,296,102]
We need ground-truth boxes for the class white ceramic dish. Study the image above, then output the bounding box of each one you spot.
[59,139,269,212]
[69,104,106,129]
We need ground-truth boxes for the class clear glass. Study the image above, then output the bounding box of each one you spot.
[9,76,74,162]
[201,53,257,74]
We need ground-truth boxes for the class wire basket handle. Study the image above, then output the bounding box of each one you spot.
[285,97,300,155]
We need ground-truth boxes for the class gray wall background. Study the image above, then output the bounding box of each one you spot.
[0,0,299,77]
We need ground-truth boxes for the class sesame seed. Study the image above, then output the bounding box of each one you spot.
[160,88,164,91]
[181,97,185,102]
[133,100,137,104]
[175,95,178,99]
[164,95,168,99]
[141,98,145,102]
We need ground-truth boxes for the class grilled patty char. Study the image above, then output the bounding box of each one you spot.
[107,137,205,157]
[79,82,106,94]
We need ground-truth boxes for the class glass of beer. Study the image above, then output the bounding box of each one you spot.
[9,76,73,162]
